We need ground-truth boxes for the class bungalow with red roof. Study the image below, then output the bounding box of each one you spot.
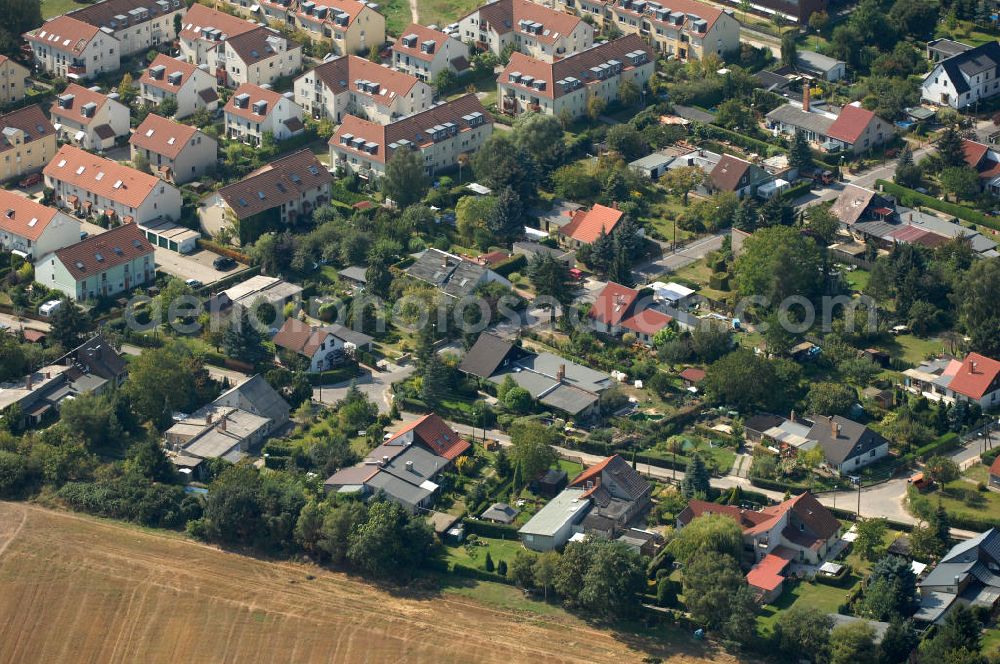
[679,367,706,387]
[224,83,304,146]
[139,55,219,120]
[458,0,594,63]
[961,138,1000,195]
[824,102,893,155]
[50,83,129,151]
[678,492,842,599]
[323,413,469,512]
[0,188,80,261]
[589,281,673,345]
[497,35,654,119]
[557,203,625,248]
[392,23,470,83]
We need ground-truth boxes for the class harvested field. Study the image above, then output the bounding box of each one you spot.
[0,502,736,664]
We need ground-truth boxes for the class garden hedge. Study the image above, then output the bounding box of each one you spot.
[915,432,960,461]
[451,562,514,585]
[463,518,520,539]
[876,180,1000,233]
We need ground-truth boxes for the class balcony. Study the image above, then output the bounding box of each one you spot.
[67,64,87,76]
[527,102,540,112]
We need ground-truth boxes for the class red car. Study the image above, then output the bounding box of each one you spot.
[18,173,42,188]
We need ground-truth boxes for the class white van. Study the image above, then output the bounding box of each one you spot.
[38,299,62,317]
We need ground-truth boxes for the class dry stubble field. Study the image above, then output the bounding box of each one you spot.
[0,502,736,664]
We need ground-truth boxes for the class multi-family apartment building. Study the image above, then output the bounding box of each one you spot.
[0,56,29,104]
[58,0,186,57]
[608,0,738,60]
[226,0,385,57]
[49,84,130,152]
[223,26,303,88]
[24,15,121,80]
[458,0,594,62]
[130,113,218,185]
[44,144,183,225]
[497,35,654,118]
[0,105,56,183]
[0,189,80,261]
[35,222,156,301]
[179,4,258,79]
[139,55,219,119]
[224,83,305,145]
[293,54,433,124]
[329,93,493,179]
[392,23,470,82]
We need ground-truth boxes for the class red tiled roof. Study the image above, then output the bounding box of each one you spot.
[677,500,774,529]
[25,16,101,55]
[0,189,64,241]
[49,83,114,127]
[393,23,457,62]
[962,138,990,169]
[224,83,286,122]
[474,0,585,45]
[180,4,257,42]
[129,113,202,160]
[746,546,795,592]
[826,103,877,145]
[948,352,1000,400]
[613,0,724,37]
[140,55,204,94]
[217,149,330,220]
[389,413,470,460]
[0,105,55,151]
[569,454,615,493]
[558,204,623,244]
[53,222,153,281]
[44,145,164,208]
[679,367,706,383]
[293,0,368,28]
[589,281,639,326]
[272,318,329,358]
[310,55,422,103]
[991,454,1000,478]
[228,26,300,66]
[620,308,672,335]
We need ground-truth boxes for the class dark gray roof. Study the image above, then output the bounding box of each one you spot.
[406,248,490,298]
[807,415,889,465]
[62,334,127,381]
[929,39,973,58]
[796,50,843,75]
[755,70,793,91]
[338,265,367,283]
[766,104,835,137]
[938,42,1000,94]
[216,374,290,427]
[480,502,519,523]
[324,323,373,348]
[746,413,786,435]
[458,332,518,379]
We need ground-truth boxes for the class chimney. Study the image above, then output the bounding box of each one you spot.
[831,418,838,437]
[206,412,213,424]
[219,415,227,432]
[790,410,796,423]
[557,364,565,382]
[406,460,414,472]
[26,373,32,390]
[382,455,389,466]
[803,85,810,113]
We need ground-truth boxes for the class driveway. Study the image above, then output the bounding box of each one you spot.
[313,363,415,412]
[633,232,726,281]
[154,248,245,286]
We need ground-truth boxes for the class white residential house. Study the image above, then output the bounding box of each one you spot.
[497,35,654,119]
[458,0,594,63]
[35,222,156,301]
[223,26,303,88]
[179,4,258,78]
[49,84,130,152]
[61,0,186,58]
[293,54,433,124]
[139,55,219,119]
[44,144,183,225]
[224,83,305,145]
[0,189,80,261]
[24,15,121,81]
[392,23,470,82]
[272,318,374,372]
[607,0,739,61]
[329,93,493,179]
[922,41,1000,110]
[129,113,218,185]
[225,0,386,57]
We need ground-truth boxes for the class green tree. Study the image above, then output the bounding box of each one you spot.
[222,308,269,365]
[513,112,565,167]
[790,130,814,173]
[157,96,178,118]
[957,258,1000,357]
[347,499,437,578]
[939,166,981,202]
[576,539,645,620]
[455,194,498,247]
[734,226,823,306]
[605,123,647,161]
[775,606,833,663]
[125,437,176,483]
[807,382,857,417]
[486,186,524,241]
[472,132,535,200]
[662,165,705,206]
[806,205,841,245]
[317,501,369,564]
[715,99,754,132]
[830,622,878,664]
[690,322,732,362]
[682,551,745,628]
[667,513,742,564]
[703,350,787,412]
[879,619,919,664]
[855,517,888,561]
[126,342,217,428]
[937,126,966,167]
[529,254,577,313]
[0,336,29,382]
[383,149,430,209]
[509,550,537,588]
[508,420,558,483]
[607,241,633,288]
[925,456,960,485]
[781,31,798,67]
[680,452,710,499]
[420,353,450,410]
[484,551,495,572]
[59,392,124,454]
[49,298,89,349]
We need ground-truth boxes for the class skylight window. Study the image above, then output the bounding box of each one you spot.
[145,128,155,137]
[57,159,66,167]
[113,180,123,189]
[95,172,104,181]
[76,166,85,175]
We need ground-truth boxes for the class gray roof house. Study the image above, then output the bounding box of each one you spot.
[406,248,511,299]
[480,502,519,524]
[795,51,846,81]
[519,486,592,552]
[916,528,1000,624]
[459,332,612,418]
[807,415,890,475]
[765,103,836,143]
[569,454,651,528]
[512,241,575,266]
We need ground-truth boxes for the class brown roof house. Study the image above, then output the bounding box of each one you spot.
[708,154,773,199]
[224,82,304,146]
[130,113,218,185]
[272,318,373,372]
[223,26,303,88]
[458,0,594,62]
[0,105,56,183]
[557,203,625,248]
[0,188,80,261]
[24,15,120,80]
[392,23,470,83]
[49,83,130,151]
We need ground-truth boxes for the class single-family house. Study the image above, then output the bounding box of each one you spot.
[512,240,575,266]
[56,333,129,392]
[459,332,612,418]
[329,94,492,180]
[224,83,304,145]
[824,102,893,155]
[323,413,469,512]
[140,55,219,120]
[806,415,890,475]
[570,454,651,527]
[294,54,433,124]
[129,113,218,185]
[961,138,1000,195]
[927,38,972,63]
[829,184,894,228]
[903,353,1000,409]
[458,0,594,63]
[922,41,1000,110]
[518,486,592,551]
[58,0,186,58]
[223,26,303,88]
[557,203,625,248]
[0,189,80,261]
[208,274,303,318]
[497,35,654,119]
[44,144,183,225]
[709,154,772,198]
[35,222,155,301]
[393,23,470,83]
[272,317,373,372]
[179,4,258,76]
[0,362,130,428]
[607,0,739,61]
[589,281,673,345]
[795,50,846,81]
[49,84,129,151]
[0,56,29,104]
[915,528,1000,624]
[24,15,121,80]
[199,149,331,244]
[404,246,511,299]
[0,105,56,183]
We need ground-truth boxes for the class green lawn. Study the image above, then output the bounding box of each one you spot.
[982,627,1000,658]
[639,197,696,246]
[842,268,870,293]
[445,535,525,570]
[556,459,584,477]
[443,578,565,616]
[757,580,854,635]
[42,0,82,18]
[418,0,482,36]
[931,477,1000,526]
[935,20,1000,48]
[886,334,946,366]
[670,257,731,303]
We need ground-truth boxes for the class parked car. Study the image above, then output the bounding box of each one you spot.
[213,256,236,270]
[18,173,42,188]
[185,279,202,288]
[38,299,62,317]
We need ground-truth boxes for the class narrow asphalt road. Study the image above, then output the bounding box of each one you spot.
[633,232,726,281]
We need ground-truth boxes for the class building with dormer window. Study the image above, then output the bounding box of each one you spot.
[0,105,56,182]
[49,83,130,152]
[392,23,470,82]
[224,83,305,146]
[458,0,594,63]
[139,54,219,119]
[224,0,385,57]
